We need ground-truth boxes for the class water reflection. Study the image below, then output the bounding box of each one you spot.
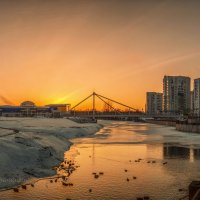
[163,143,200,163]
[163,144,190,159]
[146,144,163,159]
[2,121,200,200]
[193,149,200,160]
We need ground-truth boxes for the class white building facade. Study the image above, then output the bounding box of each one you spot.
[194,78,200,115]
[190,90,194,113]
[146,92,163,115]
[163,76,191,114]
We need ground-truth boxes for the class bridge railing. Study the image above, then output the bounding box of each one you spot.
[70,111,143,116]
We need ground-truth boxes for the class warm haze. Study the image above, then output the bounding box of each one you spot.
[1,0,200,110]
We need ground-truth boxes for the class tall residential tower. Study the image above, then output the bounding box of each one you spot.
[146,92,163,115]
[194,78,200,115]
[163,76,190,114]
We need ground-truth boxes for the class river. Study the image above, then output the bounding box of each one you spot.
[2,121,200,200]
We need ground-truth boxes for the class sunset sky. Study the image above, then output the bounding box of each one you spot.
[1,0,200,110]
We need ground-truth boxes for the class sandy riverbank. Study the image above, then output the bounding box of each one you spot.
[0,117,102,189]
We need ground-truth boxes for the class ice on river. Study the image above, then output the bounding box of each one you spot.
[0,117,102,189]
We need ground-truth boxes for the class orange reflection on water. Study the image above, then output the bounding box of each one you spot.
[1,121,200,200]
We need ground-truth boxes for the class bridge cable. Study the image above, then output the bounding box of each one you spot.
[96,94,122,114]
[96,93,137,111]
[71,93,93,110]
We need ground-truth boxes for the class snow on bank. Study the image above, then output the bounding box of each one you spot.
[0,117,102,189]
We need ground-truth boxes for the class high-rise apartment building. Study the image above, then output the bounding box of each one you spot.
[163,76,190,114]
[194,78,200,115]
[190,90,194,113]
[146,92,163,115]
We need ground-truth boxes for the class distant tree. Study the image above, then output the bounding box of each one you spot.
[103,101,113,112]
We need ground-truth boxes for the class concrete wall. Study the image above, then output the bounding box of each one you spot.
[176,123,200,133]
[147,119,200,133]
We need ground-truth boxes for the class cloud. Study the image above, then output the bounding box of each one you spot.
[0,95,14,105]
[118,50,200,81]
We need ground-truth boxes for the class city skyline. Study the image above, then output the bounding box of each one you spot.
[1,74,200,112]
[1,0,200,110]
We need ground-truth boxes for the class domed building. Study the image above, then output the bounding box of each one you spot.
[20,101,36,107]
[0,100,69,117]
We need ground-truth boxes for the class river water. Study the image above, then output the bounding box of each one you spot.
[2,121,200,200]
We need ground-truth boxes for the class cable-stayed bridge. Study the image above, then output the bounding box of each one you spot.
[70,92,144,120]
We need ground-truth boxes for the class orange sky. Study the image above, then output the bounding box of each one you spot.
[0,0,200,110]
